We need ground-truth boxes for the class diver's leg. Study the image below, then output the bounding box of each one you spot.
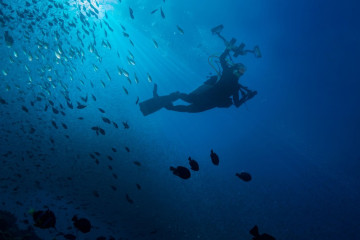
[178,93,194,103]
[165,104,205,113]
[217,98,233,108]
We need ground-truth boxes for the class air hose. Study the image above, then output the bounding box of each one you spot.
[208,55,220,77]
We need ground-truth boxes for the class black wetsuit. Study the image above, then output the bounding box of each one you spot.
[166,48,254,113]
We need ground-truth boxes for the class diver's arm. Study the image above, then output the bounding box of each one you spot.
[220,48,231,70]
[233,85,242,107]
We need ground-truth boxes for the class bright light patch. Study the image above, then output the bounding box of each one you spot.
[69,0,115,19]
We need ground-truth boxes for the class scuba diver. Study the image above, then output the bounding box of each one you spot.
[139,25,261,116]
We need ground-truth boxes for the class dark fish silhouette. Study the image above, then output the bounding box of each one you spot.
[210,149,219,165]
[188,157,199,171]
[123,86,128,94]
[150,9,158,14]
[0,97,8,104]
[51,120,58,129]
[102,117,111,124]
[129,7,134,19]
[170,166,191,179]
[22,105,29,112]
[67,101,73,109]
[32,209,56,229]
[160,7,165,19]
[123,121,129,129]
[4,31,14,47]
[126,194,134,204]
[236,172,252,182]
[249,225,276,240]
[176,25,184,34]
[72,215,92,233]
[77,102,86,109]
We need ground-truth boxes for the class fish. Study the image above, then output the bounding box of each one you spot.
[102,117,111,124]
[176,25,184,34]
[125,146,130,152]
[136,183,141,190]
[147,73,153,83]
[123,86,128,95]
[80,95,88,102]
[129,39,134,46]
[51,120,58,129]
[136,96,139,104]
[22,106,29,112]
[125,194,134,204]
[72,215,92,233]
[188,157,199,171]
[122,121,129,129]
[98,108,105,113]
[170,166,191,179]
[210,149,219,165]
[105,70,111,81]
[0,97,8,105]
[122,69,129,77]
[249,225,276,240]
[160,7,165,19]
[77,102,86,109]
[127,57,135,65]
[129,7,134,19]
[99,128,105,135]
[235,172,252,182]
[4,31,14,47]
[32,209,56,229]
[133,161,141,166]
[150,9,158,14]
[152,39,158,48]
[134,73,139,84]
[67,101,73,109]
[52,107,59,114]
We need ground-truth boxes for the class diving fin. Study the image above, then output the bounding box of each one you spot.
[250,225,260,237]
[139,92,180,116]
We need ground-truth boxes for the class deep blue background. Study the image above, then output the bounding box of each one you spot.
[0,0,359,239]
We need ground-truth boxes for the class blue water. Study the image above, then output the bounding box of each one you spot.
[1,0,359,239]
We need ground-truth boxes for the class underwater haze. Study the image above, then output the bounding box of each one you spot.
[1,0,360,239]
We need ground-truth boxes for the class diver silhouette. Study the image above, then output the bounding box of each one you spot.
[139,25,260,116]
